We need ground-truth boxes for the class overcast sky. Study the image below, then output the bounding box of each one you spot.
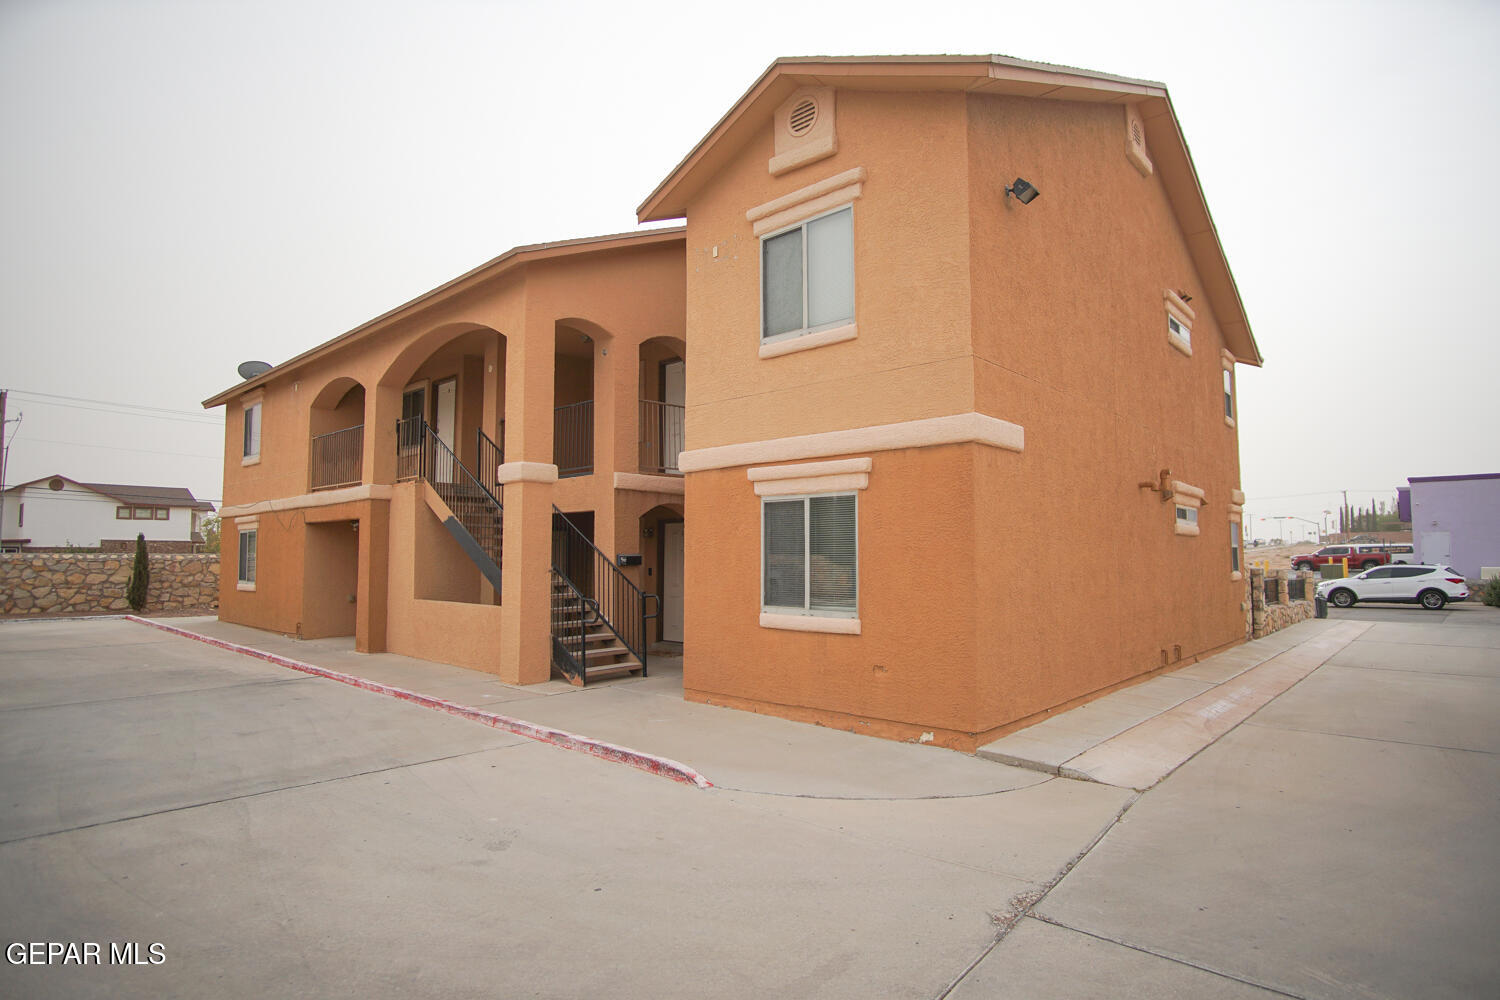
[3,0,1497,541]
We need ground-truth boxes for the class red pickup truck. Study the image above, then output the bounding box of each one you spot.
[1292,545,1391,572]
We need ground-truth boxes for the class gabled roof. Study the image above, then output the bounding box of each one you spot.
[3,474,214,511]
[203,226,686,407]
[637,54,1261,366]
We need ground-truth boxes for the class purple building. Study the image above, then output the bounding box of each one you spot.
[1407,473,1500,580]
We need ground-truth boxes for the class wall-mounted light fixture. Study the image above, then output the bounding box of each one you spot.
[1005,177,1040,204]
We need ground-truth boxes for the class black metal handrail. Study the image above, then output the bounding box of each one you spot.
[1288,576,1307,601]
[397,415,503,575]
[639,399,685,475]
[554,401,593,478]
[550,505,652,681]
[309,424,363,491]
[476,426,504,502]
[1263,576,1280,606]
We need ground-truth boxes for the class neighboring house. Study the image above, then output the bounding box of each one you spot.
[1401,474,1500,579]
[206,54,1261,751]
[1,475,214,550]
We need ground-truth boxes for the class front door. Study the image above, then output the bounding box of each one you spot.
[662,360,685,474]
[1420,531,1451,568]
[434,378,457,482]
[662,521,684,643]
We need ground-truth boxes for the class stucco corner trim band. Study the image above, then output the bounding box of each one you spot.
[749,457,871,496]
[1230,489,1246,505]
[759,613,861,635]
[496,462,559,485]
[678,412,1023,474]
[1171,480,1205,502]
[1164,288,1196,324]
[1221,349,1236,370]
[123,617,713,789]
[758,323,857,359]
[219,484,393,520]
[614,472,686,495]
[747,167,866,225]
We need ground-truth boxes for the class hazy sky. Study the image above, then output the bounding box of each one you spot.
[3,0,1497,541]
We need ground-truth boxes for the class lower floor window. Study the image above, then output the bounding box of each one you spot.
[763,493,857,615]
[238,529,258,586]
[1231,521,1241,572]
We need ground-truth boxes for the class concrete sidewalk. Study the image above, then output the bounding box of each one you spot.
[151,614,1381,796]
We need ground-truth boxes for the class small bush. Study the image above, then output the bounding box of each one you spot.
[1482,577,1500,608]
[126,533,149,612]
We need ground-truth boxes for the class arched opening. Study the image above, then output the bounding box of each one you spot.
[639,335,686,475]
[309,378,366,491]
[641,501,685,644]
[554,320,606,477]
[380,324,506,491]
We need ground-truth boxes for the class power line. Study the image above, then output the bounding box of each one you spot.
[10,395,223,427]
[16,436,222,461]
[9,389,222,423]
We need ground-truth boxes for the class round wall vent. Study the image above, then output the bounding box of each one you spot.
[48,477,64,491]
[787,98,818,136]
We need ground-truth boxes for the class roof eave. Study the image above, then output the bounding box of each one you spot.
[202,226,686,408]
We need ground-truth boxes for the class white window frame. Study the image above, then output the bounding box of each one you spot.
[241,399,263,466]
[760,491,858,620]
[237,525,258,591]
[759,204,856,348]
[1167,313,1191,353]
[1230,520,1241,573]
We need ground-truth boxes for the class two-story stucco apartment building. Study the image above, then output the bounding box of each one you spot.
[206,55,1261,750]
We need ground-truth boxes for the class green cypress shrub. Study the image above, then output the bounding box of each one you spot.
[126,533,150,612]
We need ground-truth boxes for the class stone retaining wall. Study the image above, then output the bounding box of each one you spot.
[1248,566,1316,639]
[0,553,219,616]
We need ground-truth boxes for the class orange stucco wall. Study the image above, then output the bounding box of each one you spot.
[675,87,1248,748]
[214,234,687,683]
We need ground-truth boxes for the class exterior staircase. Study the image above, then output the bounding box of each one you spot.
[549,507,656,686]
[398,416,504,594]
[550,573,644,684]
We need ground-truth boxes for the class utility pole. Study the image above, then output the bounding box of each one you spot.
[0,389,8,542]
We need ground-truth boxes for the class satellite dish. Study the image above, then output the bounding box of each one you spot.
[237,360,272,380]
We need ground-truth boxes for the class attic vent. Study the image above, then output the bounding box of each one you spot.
[1131,120,1143,147]
[48,478,64,491]
[788,98,818,136]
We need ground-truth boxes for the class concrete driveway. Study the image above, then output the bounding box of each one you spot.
[2,611,1497,998]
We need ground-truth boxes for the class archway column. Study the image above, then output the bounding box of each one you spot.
[364,383,401,485]
[497,317,557,684]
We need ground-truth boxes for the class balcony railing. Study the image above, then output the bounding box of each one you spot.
[554,401,593,478]
[639,399,684,475]
[309,425,364,491]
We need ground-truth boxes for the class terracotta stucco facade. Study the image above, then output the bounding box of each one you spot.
[209,55,1259,750]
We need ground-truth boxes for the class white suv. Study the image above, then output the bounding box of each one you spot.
[1317,565,1470,610]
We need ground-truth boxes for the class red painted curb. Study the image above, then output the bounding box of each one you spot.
[125,616,712,789]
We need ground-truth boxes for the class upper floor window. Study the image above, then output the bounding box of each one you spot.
[237,528,258,589]
[761,206,854,345]
[242,401,262,463]
[1167,313,1191,352]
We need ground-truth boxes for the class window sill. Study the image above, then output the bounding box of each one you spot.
[759,323,857,359]
[236,581,257,592]
[1175,522,1200,536]
[1231,571,1243,582]
[241,454,262,467]
[1224,415,1236,428]
[759,612,860,635]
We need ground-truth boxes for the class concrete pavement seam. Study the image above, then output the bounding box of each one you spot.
[0,675,316,714]
[1023,913,1309,999]
[125,616,714,790]
[1241,720,1499,756]
[0,745,524,847]
[935,791,1141,998]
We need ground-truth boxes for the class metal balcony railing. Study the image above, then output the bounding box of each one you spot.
[639,399,685,475]
[553,401,593,478]
[309,425,363,491]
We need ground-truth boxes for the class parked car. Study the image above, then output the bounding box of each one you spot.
[1316,565,1470,610]
[1293,544,1390,572]
[1381,543,1415,564]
